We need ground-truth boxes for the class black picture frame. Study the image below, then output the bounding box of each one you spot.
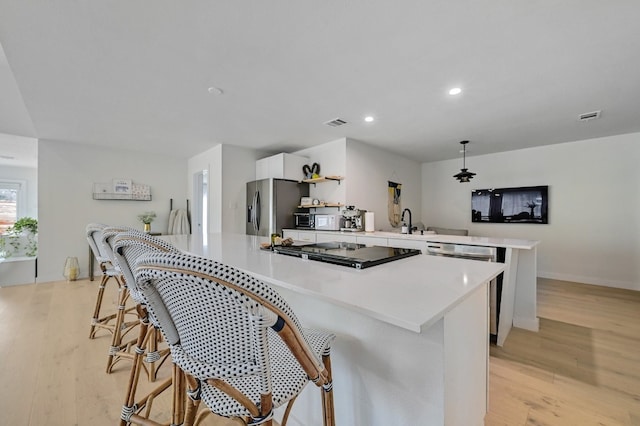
[472,185,548,224]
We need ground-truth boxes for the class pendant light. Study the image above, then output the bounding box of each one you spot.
[453,140,476,183]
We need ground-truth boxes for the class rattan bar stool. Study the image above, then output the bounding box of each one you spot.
[100,227,153,374]
[135,251,336,426]
[112,231,184,426]
[86,223,127,339]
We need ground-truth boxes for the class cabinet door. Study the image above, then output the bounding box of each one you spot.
[282,230,298,240]
[255,157,272,180]
[316,232,357,243]
[356,235,388,246]
[387,238,427,253]
[296,231,316,242]
[256,153,308,180]
[283,154,308,181]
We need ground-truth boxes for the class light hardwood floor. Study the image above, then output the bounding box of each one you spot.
[0,277,638,425]
[486,278,640,426]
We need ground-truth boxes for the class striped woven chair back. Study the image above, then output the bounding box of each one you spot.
[111,231,179,306]
[86,223,110,265]
[134,251,334,423]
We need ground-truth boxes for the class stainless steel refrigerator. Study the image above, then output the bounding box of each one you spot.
[246,178,309,237]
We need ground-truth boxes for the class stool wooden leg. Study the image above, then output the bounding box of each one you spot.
[89,273,110,339]
[184,374,201,426]
[172,363,186,426]
[321,354,335,426]
[119,305,149,426]
[106,277,138,373]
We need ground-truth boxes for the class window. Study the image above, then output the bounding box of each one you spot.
[0,181,25,234]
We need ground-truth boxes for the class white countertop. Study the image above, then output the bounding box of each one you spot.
[289,229,539,249]
[160,233,505,333]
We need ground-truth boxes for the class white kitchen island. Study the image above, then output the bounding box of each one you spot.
[161,233,505,426]
[284,229,540,346]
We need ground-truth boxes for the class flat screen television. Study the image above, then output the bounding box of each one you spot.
[471,185,548,224]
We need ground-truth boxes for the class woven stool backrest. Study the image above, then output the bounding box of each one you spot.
[111,231,178,306]
[100,226,138,271]
[86,223,110,265]
[135,251,320,395]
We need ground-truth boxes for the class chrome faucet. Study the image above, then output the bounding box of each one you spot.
[401,208,414,234]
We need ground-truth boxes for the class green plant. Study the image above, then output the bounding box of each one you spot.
[8,217,38,235]
[0,217,38,258]
[137,211,156,224]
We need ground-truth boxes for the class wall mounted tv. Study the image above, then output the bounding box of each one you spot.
[471,185,548,224]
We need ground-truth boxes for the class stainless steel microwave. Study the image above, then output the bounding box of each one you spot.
[314,214,342,231]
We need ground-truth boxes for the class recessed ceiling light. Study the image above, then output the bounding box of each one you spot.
[207,86,223,95]
[364,116,375,123]
[449,87,462,95]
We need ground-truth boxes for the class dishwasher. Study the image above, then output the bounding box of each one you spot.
[426,243,505,343]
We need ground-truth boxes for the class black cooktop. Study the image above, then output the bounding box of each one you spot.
[272,241,421,269]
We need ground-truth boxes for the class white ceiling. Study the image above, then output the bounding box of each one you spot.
[0,1,639,166]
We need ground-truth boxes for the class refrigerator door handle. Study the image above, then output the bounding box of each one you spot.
[255,190,261,231]
[250,191,257,231]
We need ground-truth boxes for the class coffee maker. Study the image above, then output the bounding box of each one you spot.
[340,206,366,232]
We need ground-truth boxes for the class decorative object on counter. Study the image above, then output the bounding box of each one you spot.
[388,181,402,227]
[63,256,79,282]
[137,211,156,233]
[302,162,321,179]
[0,217,38,258]
[453,140,476,183]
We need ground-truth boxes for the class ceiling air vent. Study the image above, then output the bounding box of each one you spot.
[324,118,348,127]
[578,110,601,122]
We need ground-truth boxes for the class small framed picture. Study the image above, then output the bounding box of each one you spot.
[112,179,132,194]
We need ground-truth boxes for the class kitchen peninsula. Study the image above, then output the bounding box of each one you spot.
[284,229,540,346]
[161,232,504,426]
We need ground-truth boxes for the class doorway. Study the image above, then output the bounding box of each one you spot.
[192,169,208,238]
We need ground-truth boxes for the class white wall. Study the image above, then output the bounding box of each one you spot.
[188,144,265,234]
[294,137,422,231]
[345,139,422,231]
[38,139,187,283]
[295,138,347,209]
[0,164,37,219]
[422,132,640,290]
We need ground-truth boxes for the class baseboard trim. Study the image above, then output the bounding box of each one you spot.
[537,271,639,291]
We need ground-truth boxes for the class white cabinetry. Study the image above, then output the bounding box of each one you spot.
[356,235,388,246]
[387,238,427,253]
[316,232,357,243]
[282,230,316,242]
[256,153,308,181]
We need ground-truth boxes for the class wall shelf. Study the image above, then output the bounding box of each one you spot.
[301,175,344,186]
[92,193,152,201]
[92,181,151,201]
[298,203,344,209]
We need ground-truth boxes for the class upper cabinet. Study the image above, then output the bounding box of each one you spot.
[256,153,308,181]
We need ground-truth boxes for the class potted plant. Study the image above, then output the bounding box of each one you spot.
[0,217,38,258]
[137,211,156,233]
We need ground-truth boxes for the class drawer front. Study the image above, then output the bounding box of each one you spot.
[387,238,427,253]
[356,236,388,246]
[316,233,357,243]
[297,231,317,242]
